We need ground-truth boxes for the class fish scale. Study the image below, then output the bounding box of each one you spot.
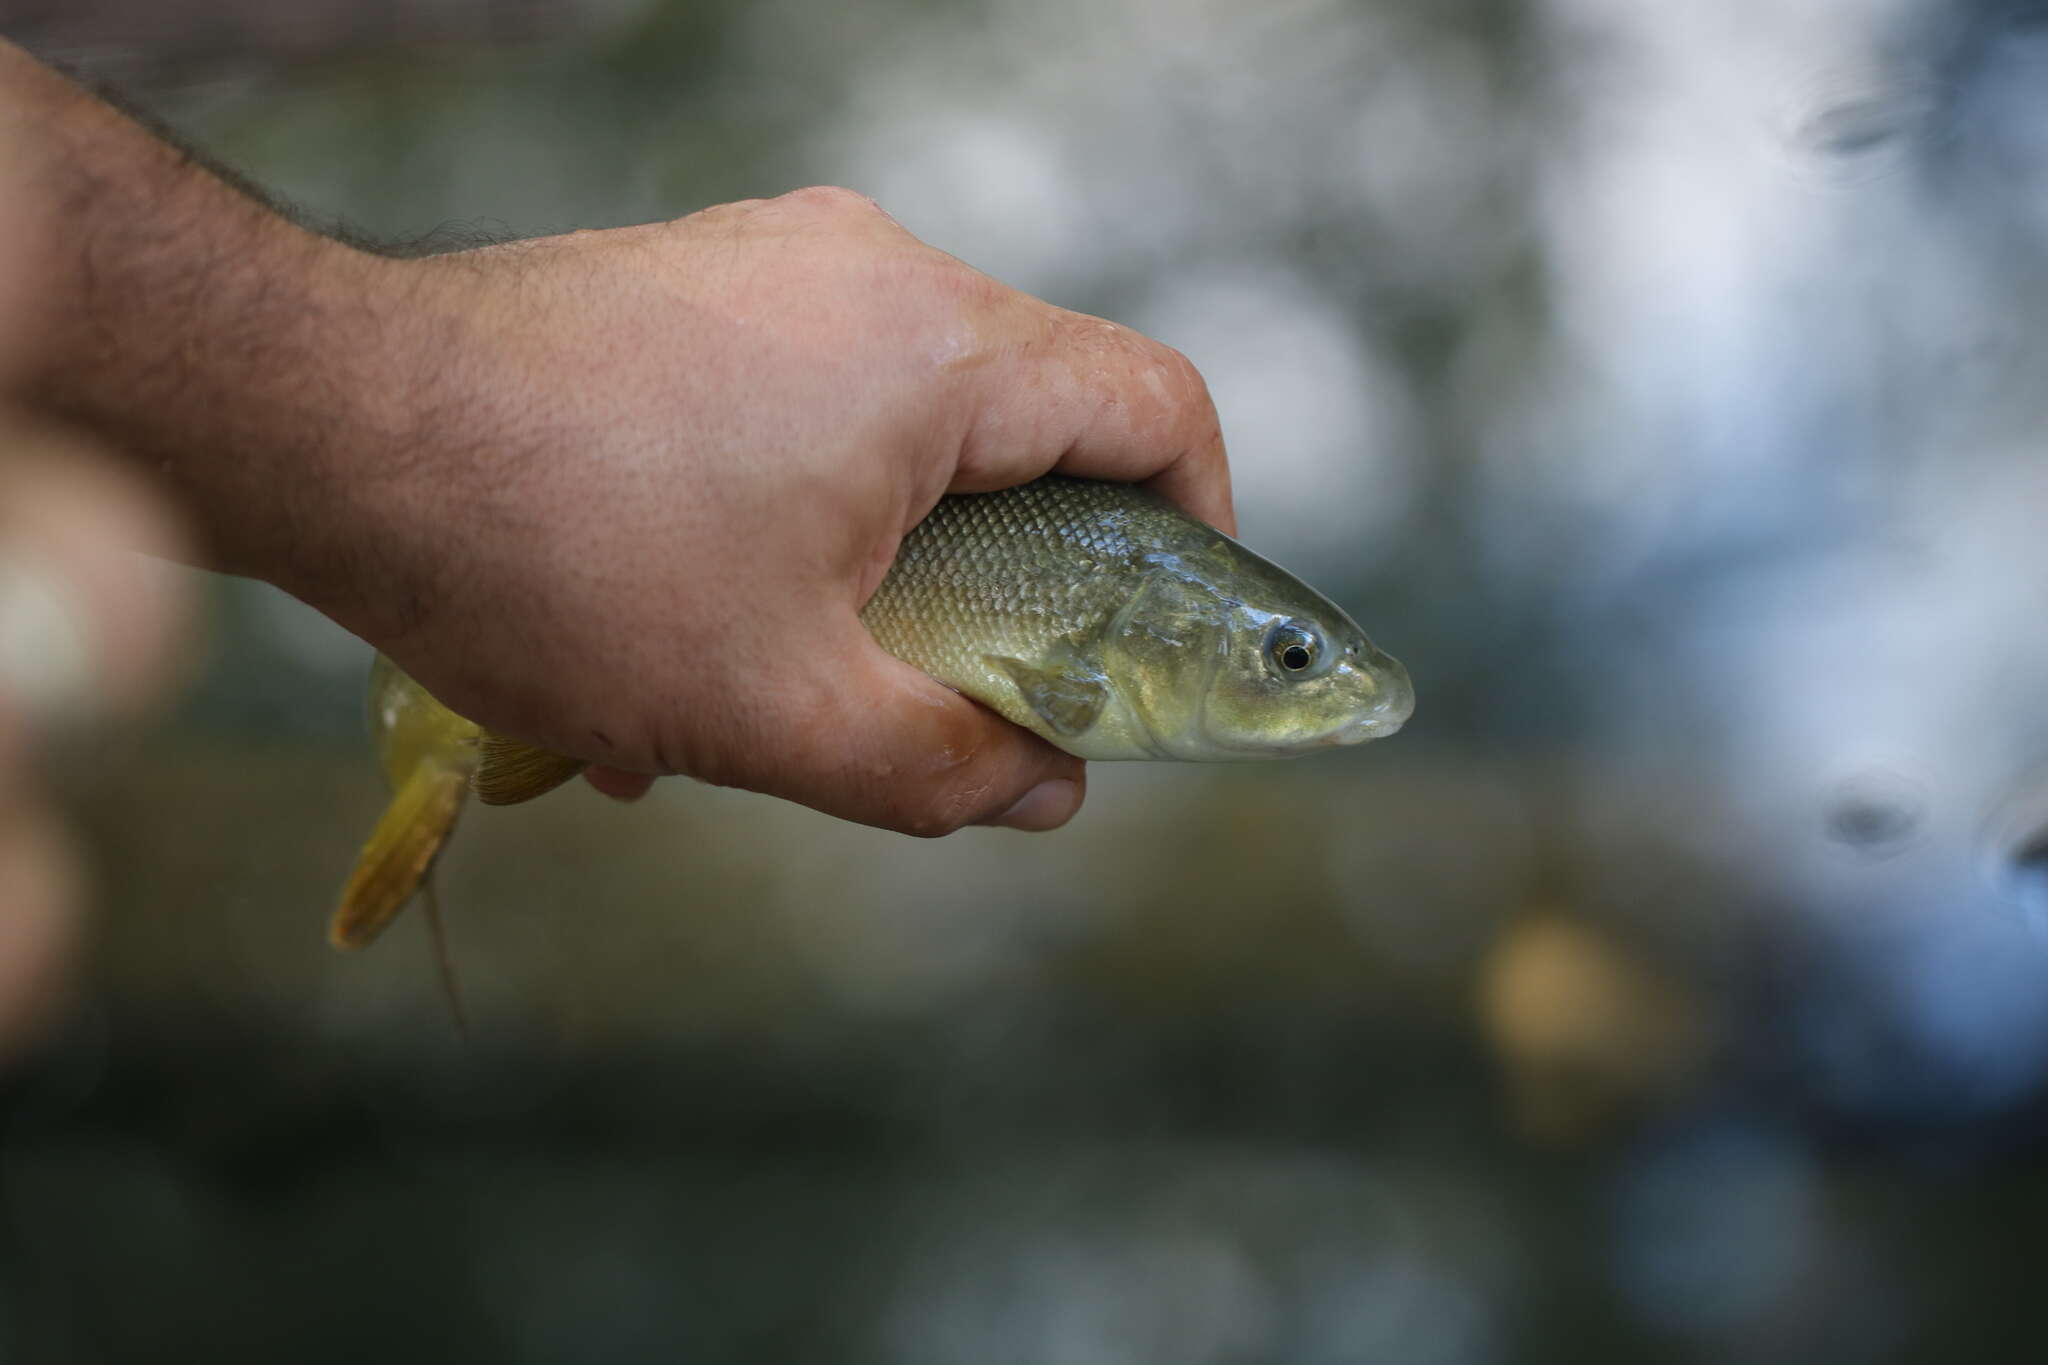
[860,478,1198,737]
[855,476,1408,761]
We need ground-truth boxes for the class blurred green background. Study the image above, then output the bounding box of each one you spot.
[11,0,2048,1360]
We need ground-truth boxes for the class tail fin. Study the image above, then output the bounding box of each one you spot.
[330,760,470,950]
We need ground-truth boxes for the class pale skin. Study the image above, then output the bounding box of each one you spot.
[0,39,1233,837]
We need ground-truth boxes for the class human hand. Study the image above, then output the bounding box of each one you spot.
[2,37,1229,837]
[317,188,1231,835]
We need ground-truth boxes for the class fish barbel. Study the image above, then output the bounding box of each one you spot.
[330,476,1412,948]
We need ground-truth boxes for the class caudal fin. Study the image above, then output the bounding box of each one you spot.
[330,761,470,950]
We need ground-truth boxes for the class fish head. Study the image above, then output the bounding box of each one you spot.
[1105,546,1413,760]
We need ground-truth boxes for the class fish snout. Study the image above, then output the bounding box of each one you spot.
[1334,654,1414,745]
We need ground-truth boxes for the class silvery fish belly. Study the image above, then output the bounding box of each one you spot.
[858,476,1413,761]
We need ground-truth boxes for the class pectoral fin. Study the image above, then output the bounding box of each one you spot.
[985,653,1110,738]
[473,731,588,806]
[331,760,469,950]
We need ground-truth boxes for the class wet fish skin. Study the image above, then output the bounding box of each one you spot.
[858,476,1412,761]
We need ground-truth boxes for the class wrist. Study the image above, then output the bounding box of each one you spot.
[2,45,457,614]
[14,112,442,633]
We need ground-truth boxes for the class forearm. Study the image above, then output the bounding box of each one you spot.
[3,41,425,607]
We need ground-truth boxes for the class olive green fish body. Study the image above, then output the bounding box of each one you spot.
[859,477,1411,761]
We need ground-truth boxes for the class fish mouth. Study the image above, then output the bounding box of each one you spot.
[1332,713,1406,745]
[1330,661,1414,746]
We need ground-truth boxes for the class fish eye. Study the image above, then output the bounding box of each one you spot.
[1265,620,1325,677]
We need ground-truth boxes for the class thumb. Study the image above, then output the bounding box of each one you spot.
[734,622,1086,837]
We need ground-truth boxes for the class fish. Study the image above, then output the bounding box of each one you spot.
[860,476,1411,759]
[329,650,485,951]
[330,475,1412,949]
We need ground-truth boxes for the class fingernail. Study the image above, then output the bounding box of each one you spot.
[993,778,1081,832]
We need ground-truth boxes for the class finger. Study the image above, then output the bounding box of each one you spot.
[730,620,1086,837]
[585,766,655,802]
[955,305,1236,535]
[0,431,190,736]
[0,791,79,1060]
[761,183,903,229]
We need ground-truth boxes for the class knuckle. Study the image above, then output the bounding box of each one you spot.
[897,257,1009,344]
[676,197,767,226]
[1155,345,1226,458]
[778,184,886,216]
[934,259,1009,312]
[890,783,991,838]
[884,722,1005,838]
[891,806,969,839]
[1158,344,1213,410]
